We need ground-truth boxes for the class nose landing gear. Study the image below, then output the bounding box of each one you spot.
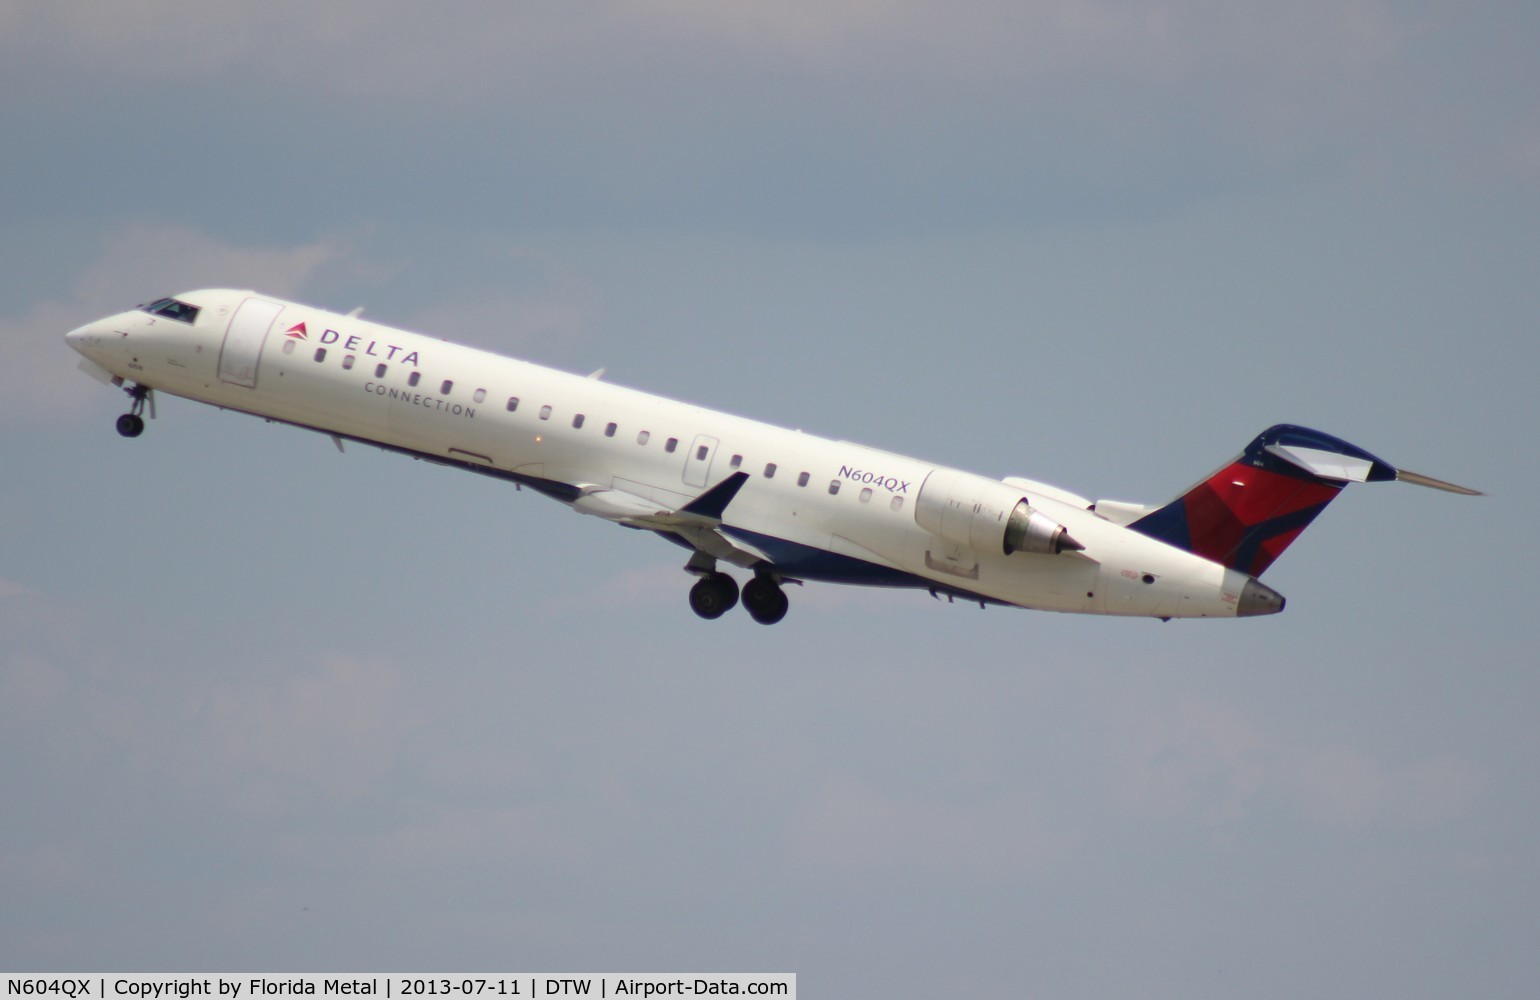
[115,385,154,438]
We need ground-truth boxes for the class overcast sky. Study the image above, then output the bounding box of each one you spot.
[2,2,1537,995]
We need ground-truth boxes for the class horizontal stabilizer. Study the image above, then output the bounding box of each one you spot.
[1395,469,1483,496]
[1264,443,1383,483]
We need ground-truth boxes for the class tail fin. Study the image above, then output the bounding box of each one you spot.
[1129,424,1480,577]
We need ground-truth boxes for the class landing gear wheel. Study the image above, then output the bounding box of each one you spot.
[742,576,789,625]
[689,573,740,620]
[117,384,152,438]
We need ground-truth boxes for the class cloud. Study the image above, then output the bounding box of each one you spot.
[1111,695,1490,834]
[1116,698,1267,826]
[1291,748,1485,829]
[789,771,1066,874]
[177,653,427,810]
[5,1,1406,89]
[0,224,345,422]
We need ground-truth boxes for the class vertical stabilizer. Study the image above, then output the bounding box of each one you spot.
[1129,425,1403,577]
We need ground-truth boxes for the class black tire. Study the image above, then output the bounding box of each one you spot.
[116,414,145,438]
[689,573,738,620]
[742,576,789,625]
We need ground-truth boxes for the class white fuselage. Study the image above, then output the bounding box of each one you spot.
[66,289,1264,619]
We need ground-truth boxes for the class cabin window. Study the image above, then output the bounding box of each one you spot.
[506,397,519,412]
[572,414,585,429]
[665,437,678,453]
[313,348,327,362]
[696,444,709,461]
[890,496,904,512]
[473,388,487,403]
[440,379,453,395]
[797,472,810,487]
[539,405,552,420]
[408,371,421,387]
[342,354,356,370]
[375,363,387,377]
[764,463,777,478]
[637,430,650,445]
[828,479,841,495]
[859,488,873,503]
[282,339,295,356]
[729,454,743,469]
[605,422,618,438]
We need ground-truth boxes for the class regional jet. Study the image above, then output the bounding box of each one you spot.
[65,290,1479,624]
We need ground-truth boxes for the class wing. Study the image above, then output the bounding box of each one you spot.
[569,472,771,569]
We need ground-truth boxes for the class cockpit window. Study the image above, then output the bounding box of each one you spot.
[139,297,200,324]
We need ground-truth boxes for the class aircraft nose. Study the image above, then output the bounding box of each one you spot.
[64,322,97,356]
[64,316,127,371]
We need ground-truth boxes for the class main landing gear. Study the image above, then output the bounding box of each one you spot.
[115,384,153,438]
[740,574,789,625]
[689,572,739,619]
[686,557,790,625]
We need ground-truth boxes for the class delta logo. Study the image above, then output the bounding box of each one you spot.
[285,322,309,340]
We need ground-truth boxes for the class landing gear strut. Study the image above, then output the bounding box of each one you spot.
[116,384,153,438]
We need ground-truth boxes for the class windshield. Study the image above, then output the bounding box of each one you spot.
[138,297,200,324]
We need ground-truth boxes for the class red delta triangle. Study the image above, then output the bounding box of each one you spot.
[285,322,308,339]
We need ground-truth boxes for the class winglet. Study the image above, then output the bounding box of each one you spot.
[681,471,750,520]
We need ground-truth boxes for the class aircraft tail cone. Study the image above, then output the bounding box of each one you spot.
[1236,578,1286,617]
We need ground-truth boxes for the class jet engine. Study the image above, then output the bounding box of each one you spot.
[915,469,1085,557]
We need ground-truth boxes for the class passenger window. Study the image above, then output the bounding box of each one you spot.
[764,463,777,478]
[729,454,743,469]
[282,340,295,356]
[828,480,841,495]
[314,348,327,362]
[890,495,904,512]
[473,388,487,403]
[637,430,650,445]
[797,472,810,487]
[605,422,617,438]
[342,355,355,370]
[440,379,453,395]
[506,397,520,412]
[665,438,678,453]
[408,371,421,387]
[573,414,585,429]
[696,445,709,461]
[539,405,552,420]
[859,488,873,503]
[375,363,387,377]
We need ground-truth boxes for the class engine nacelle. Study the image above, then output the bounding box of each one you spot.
[915,468,1084,557]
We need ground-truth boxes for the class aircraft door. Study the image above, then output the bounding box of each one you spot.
[218,296,285,388]
[683,434,719,488]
